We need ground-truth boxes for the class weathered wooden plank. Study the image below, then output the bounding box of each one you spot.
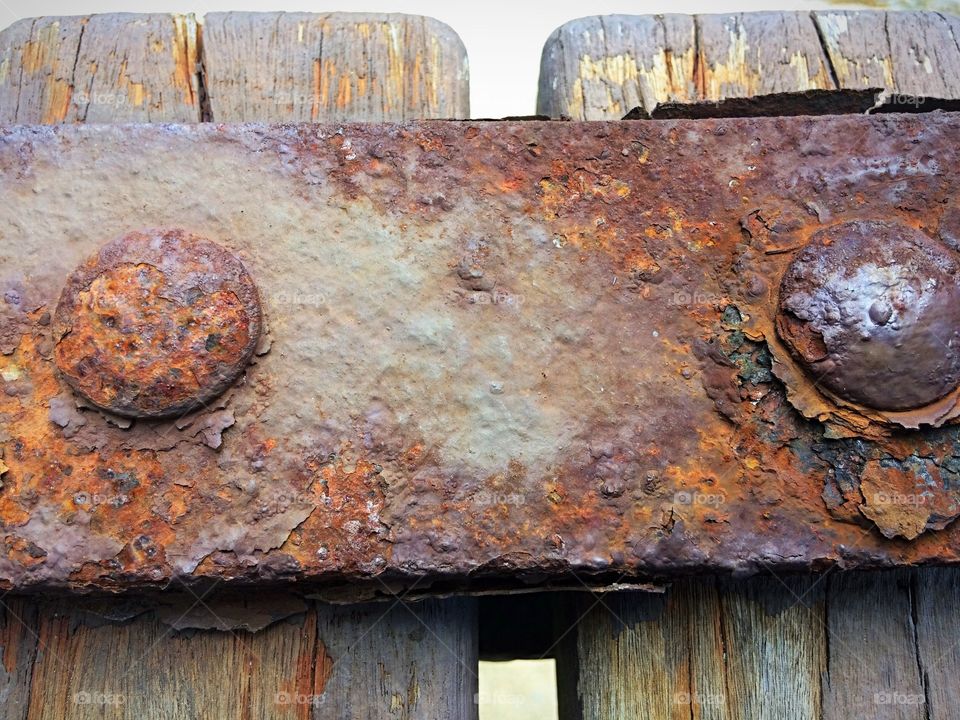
[555,583,723,720]
[556,590,695,720]
[75,14,200,123]
[0,598,39,720]
[696,12,834,100]
[537,11,834,119]
[0,16,86,124]
[201,12,469,122]
[536,14,696,119]
[823,570,926,720]
[18,595,474,718]
[913,568,960,720]
[314,598,479,719]
[814,11,960,100]
[19,595,478,719]
[23,597,313,720]
[538,10,960,119]
[0,14,200,124]
[718,575,826,720]
[557,577,825,720]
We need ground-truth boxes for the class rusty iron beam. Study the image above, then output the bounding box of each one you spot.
[2,115,960,594]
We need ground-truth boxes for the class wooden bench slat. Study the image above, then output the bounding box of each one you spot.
[315,598,479,718]
[538,11,836,119]
[913,569,960,720]
[814,11,960,99]
[0,598,39,720]
[556,578,825,719]
[536,15,697,121]
[718,576,825,719]
[696,12,835,100]
[0,14,201,124]
[539,10,960,119]
[823,570,925,720]
[201,12,469,122]
[14,596,477,719]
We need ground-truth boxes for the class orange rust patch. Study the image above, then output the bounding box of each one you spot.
[52,230,262,419]
[55,265,250,415]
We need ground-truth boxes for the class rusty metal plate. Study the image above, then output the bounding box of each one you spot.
[3,116,960,593]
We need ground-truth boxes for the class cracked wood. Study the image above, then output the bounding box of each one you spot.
[537,10,960,119]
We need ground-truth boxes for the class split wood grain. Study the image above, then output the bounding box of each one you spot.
[201,12,469,122]
[814,11,960,100]
[20,597,314,720]
[0,597,39,720]
[12,596,478,720]
[695,13,834,101]
[0,14,200,124]
[913,568,960,720]
[557,576,827,720]
[314,598,479,720]
[538,10,960,119]
[823,570,926,720]
[536,14,696,121]
[538,11,834,119]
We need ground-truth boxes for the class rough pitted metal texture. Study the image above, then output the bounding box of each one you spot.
[2,116,960,593]
[53,229,263,419]
[777,220,960,412]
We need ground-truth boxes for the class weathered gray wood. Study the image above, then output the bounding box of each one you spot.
[718,575,826,719]
[0,598,39,720]
[696,12,834,100]
[815,11,960,100]
[823,570,926,720]
[18,596,478,720]
[539,10,960,119]
[538,11,834,119]
[0,14,200,123]
[315,598,479,720]
[23,597,313,720]
[537,14,696,119]
[557,576,827,720]
[201,12,469,122]
[556,589,702,720]
[913,568,960,720]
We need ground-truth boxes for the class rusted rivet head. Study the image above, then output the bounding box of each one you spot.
[777,220,960,412]
[53,230,262,419]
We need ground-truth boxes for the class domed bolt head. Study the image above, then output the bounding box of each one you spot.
[53,229,262,419]
[776,220,960,412]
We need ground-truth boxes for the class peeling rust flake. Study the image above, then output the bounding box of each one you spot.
[2,115,960,593]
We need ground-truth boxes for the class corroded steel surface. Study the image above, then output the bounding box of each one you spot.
[3,116,960,593]
[53,230,263,418]
[777,220,960,411]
